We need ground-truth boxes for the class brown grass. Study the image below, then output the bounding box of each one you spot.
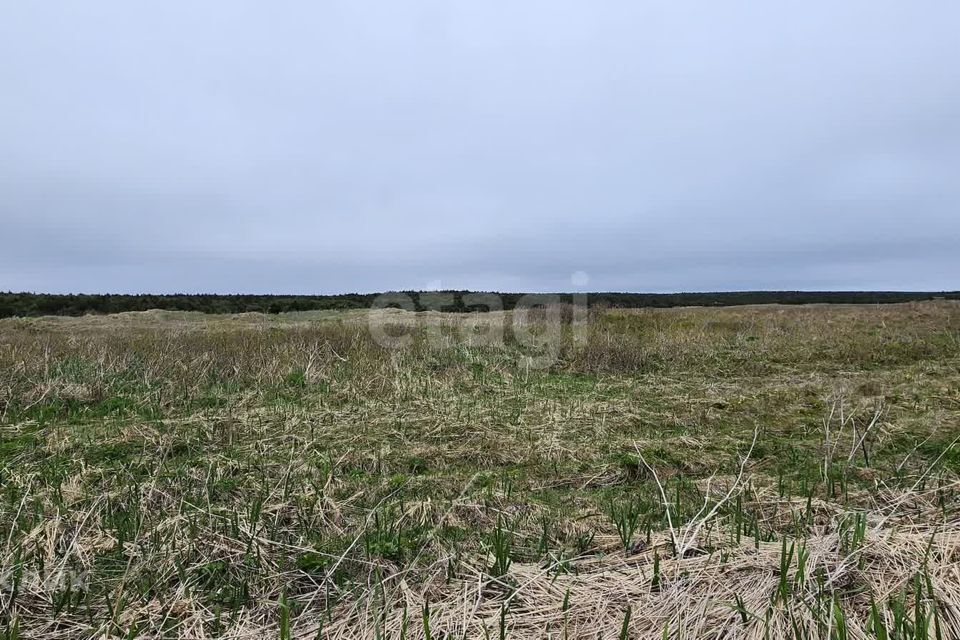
[0,302,958,638]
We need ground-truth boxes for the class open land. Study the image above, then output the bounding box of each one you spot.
[1,302,959,638]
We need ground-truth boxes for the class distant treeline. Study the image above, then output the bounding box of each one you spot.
[1,290,958,319]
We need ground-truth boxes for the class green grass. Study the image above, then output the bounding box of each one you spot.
[0,302,958,638]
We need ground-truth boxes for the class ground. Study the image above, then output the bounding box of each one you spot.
[1,302,959,639]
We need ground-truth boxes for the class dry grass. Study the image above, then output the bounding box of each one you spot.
[1,302,959,638]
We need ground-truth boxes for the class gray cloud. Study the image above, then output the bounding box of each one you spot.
[2,1,959,293]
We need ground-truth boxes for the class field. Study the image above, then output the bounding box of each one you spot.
[1,302,959,639]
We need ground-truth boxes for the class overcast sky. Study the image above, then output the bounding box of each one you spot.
[2,2,959,294]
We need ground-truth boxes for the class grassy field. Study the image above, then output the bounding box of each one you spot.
[1,302,959,639]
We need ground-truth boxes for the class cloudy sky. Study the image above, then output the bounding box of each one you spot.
[2,2,959,294]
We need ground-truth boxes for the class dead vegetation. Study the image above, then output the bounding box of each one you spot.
[1,301,959,638]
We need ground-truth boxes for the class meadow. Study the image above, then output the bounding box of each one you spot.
[1,301,959,639]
